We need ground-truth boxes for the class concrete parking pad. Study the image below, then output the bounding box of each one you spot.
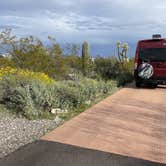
[42,86,166,164]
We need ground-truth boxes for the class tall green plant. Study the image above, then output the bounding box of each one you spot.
[81,41,90,76]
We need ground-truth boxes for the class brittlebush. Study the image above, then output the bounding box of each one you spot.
[0,67,54,84]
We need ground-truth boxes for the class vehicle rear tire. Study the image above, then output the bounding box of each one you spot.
[135,82,141,88]
[151,83,157,88]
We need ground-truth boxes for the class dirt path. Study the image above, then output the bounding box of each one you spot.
[42,86,166,164]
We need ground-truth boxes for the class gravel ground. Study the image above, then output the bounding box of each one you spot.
[0,111,63,158]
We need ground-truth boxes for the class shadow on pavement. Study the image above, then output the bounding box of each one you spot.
[125,82,166,90]
[0,140,165,166]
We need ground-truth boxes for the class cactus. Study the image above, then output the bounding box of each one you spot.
[116,41,129,63]
[81,41,90,76]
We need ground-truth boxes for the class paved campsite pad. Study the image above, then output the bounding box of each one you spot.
[42,86,166,164]
[0,140,165,166]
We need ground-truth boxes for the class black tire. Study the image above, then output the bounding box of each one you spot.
[135,82,141,88]
[151,84,157,88]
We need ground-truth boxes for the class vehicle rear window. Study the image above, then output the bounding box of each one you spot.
[139,48,166,62]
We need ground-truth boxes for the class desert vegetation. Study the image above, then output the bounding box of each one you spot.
[0,28,134,120]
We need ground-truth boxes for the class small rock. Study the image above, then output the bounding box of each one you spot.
[51,109,57,114]
[85,100,91,105]
[51,108,68,114]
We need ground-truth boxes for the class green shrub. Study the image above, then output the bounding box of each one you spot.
[116,60,134,86]
[0,77,53,119]
[0,68,117,119]
[94,57,134,86]
[58,78,117,105]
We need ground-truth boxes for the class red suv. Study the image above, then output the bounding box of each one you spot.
[134,34,166,87]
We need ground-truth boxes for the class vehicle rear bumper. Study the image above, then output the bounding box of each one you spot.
[134,70,166,85]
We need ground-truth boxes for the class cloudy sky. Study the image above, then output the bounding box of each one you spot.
[1,0,166,56]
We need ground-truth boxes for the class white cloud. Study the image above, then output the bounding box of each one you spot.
[0,0,166,45]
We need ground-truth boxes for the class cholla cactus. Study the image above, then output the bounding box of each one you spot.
[116,41,129,63]
[123,43,129,58]
[116,41,121,48]
[117,41,121,62]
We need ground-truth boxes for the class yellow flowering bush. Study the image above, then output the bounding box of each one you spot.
[0,66,54,84]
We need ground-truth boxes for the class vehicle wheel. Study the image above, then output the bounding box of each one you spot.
[151,84,157,88]
[135,82,141,88]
